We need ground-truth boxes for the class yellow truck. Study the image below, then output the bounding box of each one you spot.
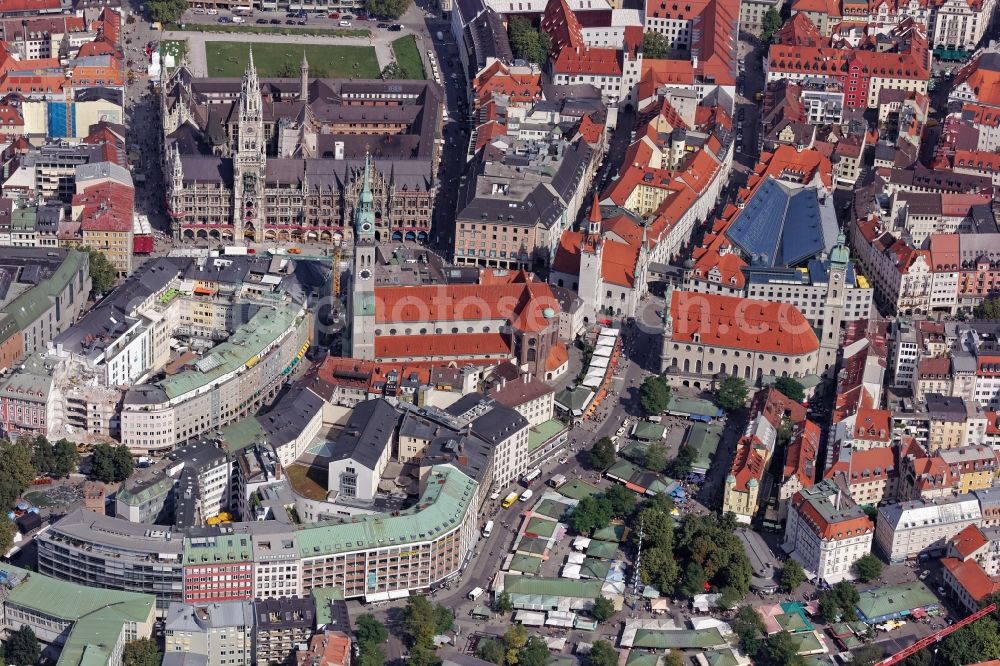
[501,492,519,508]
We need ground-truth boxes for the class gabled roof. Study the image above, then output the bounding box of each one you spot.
[950,524,989,560]
[668,290,819,355]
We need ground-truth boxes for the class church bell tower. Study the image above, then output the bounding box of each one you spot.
[233,49,266,244]
[350,153,377,360]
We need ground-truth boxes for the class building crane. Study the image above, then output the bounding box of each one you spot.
[874,603,996,666]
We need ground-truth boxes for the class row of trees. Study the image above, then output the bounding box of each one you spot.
[91,442,136,484]
[365,0,411,19]
[402,595,454,666]
[356,614,389,666]
[714,375,806,412]
[476,624,549,666]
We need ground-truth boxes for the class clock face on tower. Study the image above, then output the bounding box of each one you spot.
[361,222,373,234]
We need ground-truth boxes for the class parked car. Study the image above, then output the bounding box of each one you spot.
[297,19,306,24]
[339,20,352,26]
[342,14,353,19]
[286,19,296,24]
[218,16,231,23]
[231,16,245,23]
[256,18,268,23]
[328,12,340,18]
[193,7,205,13]
[269,18,280,23]
[377,22,390,27]
[388,23,402,30]
[206,8,218,14]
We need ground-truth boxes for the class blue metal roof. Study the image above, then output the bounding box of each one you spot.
[726,177,835,268]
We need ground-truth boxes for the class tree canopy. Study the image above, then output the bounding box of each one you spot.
[569,485,635,535]
[642,441,668,473]
[779,559,806,592]
[591,596,615,622]
[851,554,883,583]
[674,513,753,597]
[640,375,671,415]
[715,376,749,411]
[356,614,389,645]
[147,0,187,23]
[518,636,548,666]
[818,581,860,623]
[476,639,504,665]
[774,376,805,403]
[91,443,134,483]
[939,614,1000,666]
[0,520,14,558]
[761,8,783,43]
[123,638,161,666]
[365,0,411,19]
[0,438,35,511]
[586,437,616,470]
[586,641,618,666]
[508,17,550,66]
[731,605,766,656]
[495,590,513,614]
[5,626,40,666]
[81,246,118,296]
[636,494,678,594]
[765,631,804,666]
[666,445,695,478]
[974,297,1000,320]
[641,31,669,58]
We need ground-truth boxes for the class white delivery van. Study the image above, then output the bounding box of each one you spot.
[519,489,533,502]
[468,587,484,600]
[483,520,494,537]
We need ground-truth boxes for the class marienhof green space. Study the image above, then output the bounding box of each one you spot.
[204,41,381,78]
[390,35,425,79]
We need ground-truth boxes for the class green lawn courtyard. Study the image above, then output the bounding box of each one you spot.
[390,35,425,79]
[204,41,380,78]
[159,39,187,73]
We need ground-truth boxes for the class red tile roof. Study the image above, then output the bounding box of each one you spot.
[668,290,819,355]
[793,492,873,540]
[853,408,891,442]
[942,556,1000,603]
[824,445,896,484]
[783,419,820,488]
[576,113,604,145]
[792,0,842,14]
[374,282,560,335]
[775,12,826,46]
[75,181,133,233]
[0,0,62,14]
[552,47,622,76]
[540,0,585,55]
[375,333,511,359]
[951,524,989,559]
[546,342,568,372]
[729,444,766,492]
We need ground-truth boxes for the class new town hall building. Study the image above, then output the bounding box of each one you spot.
[161,52,442,245]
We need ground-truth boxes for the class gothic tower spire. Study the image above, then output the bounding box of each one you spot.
[241,48,261,123]
[234,47,265,244]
